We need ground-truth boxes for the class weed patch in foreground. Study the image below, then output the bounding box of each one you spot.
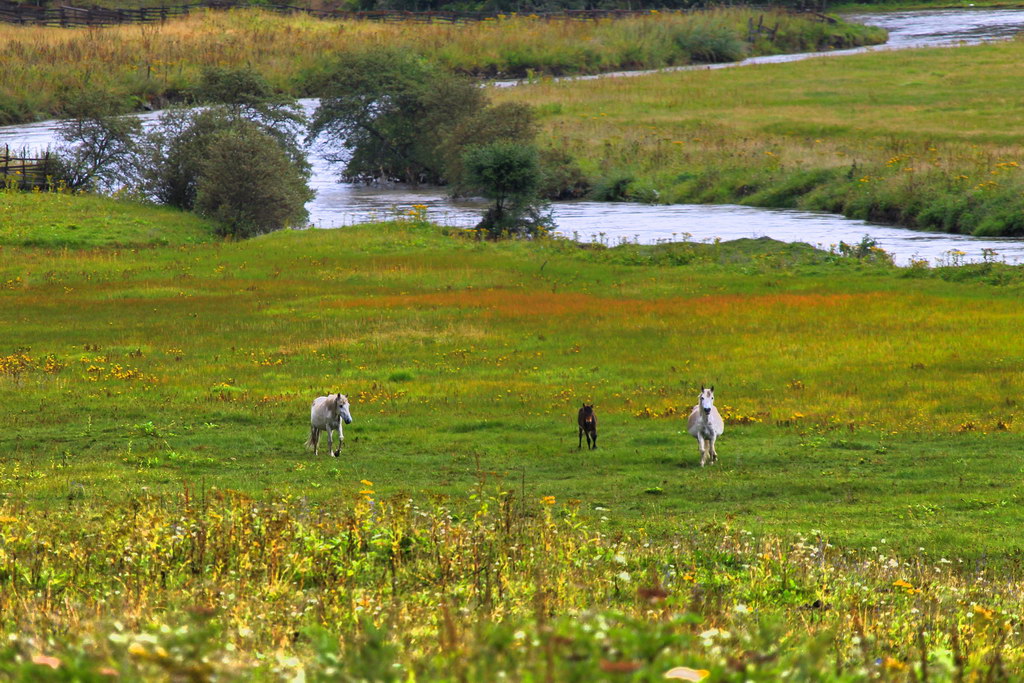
[0,490,1019,680]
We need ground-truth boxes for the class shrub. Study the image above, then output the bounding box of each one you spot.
[538,147,590,200]
[462,141,551,239]
[195,122,313,238]
[590,173,635,201]
[442,102,538,194]
[191,66,273,106]
[54,91,142,192]
[141,104,308,212]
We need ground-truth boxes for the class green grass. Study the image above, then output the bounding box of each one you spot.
[4,191,1024,558]
[0,190,217,247]
[505,39,1024,235]
[6,194,1024,678]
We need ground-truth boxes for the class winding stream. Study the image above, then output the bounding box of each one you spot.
[4,9,1024,265]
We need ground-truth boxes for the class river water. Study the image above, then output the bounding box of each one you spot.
[3,9,1024,266]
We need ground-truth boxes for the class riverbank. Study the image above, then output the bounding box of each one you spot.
[504,37,1024,237]
[0,8,884,125]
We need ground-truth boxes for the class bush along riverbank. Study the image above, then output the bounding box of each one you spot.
[0,8,885,125]
[508,39,1024,237]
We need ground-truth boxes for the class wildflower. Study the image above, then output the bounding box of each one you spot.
[882,657,908,672]
[664,668,709,681]
[540,495,555,505]
[31,655,61,670]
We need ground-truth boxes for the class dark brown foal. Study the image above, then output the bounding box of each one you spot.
[578,404,597,450]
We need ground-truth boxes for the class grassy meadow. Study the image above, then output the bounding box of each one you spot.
[0,8,884,124]
[4,190,1024,676]
[503,37,1024,235]
[5,195,1024,551]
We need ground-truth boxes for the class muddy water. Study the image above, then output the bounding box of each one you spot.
[4,9,1024,266]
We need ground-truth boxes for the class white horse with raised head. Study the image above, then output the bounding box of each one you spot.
[687,385,723,467]
[306,393,353,457]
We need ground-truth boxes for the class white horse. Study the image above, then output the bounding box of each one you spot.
[306,393,353,457]
[687,385,724,467]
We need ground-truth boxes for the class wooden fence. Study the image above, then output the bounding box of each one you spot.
[1,147,57,190]
[0,1,826,28]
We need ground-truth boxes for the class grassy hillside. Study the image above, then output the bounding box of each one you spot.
[5,193,1024,678]
[505,38,1024,235]
[0,190,217,247]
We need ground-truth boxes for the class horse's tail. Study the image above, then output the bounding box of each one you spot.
[305,426,319,450]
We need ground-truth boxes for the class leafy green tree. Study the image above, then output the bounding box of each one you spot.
[309,47,501,185]
[195,122,313,238]
[462,141,552,238]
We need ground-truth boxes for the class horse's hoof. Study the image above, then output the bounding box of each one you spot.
[332,451,340,458]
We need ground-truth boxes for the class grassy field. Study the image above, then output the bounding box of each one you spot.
[3,191,1024,553]
[0,9,884,124]
[504,38,1024,235]
[6,192,1024,677]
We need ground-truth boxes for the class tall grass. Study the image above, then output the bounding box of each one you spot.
[0,488,1022,679]
[0,9,885,123]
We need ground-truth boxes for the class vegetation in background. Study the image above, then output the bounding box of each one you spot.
[0,9,886,125]
[307,47,517,185]
[500,38,1024,236]
[50,67,313,236]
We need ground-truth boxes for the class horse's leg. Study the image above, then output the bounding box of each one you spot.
[326,428,333,458]
[578,426,583,450]
[591,428,597,450]
[710,434,718,464]
[335,422,344,457]
[698,435,707,467]
[312,428,320,457]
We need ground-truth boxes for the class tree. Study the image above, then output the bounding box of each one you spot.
[309,47,500,185]
[195,122,313,238]
[53,71,312,239]
[442,102,538,196]
[462,141,552,238]
[54,92,142,192]
[139,102,308,212]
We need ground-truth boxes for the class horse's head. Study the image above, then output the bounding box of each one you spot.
[699,385,715,416]
[336,393,353,425]
[580,404,594,422]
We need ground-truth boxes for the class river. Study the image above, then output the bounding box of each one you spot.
[3,9,1024,266]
